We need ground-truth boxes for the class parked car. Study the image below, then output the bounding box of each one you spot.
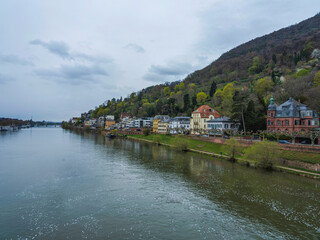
[223,135,230,139]
[279,140,290,144]
[202,135,209,137]
[300,140,310,144]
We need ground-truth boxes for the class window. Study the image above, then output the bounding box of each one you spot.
[271,113,274,117]
[308,120,311,126]
[277,120,281,126]
[285,120,289,126]
[224,124,229,129]
[295,120,299,125]
[268,120,270,126]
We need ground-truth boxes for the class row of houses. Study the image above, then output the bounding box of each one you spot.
[70,97,319,135]
[71,105,240,135]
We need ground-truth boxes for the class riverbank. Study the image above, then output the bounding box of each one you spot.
[127,134,320,179]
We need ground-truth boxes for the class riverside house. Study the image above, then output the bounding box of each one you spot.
[207,116,240,134]
[267,97,319,133]
[153,115,170,133]
[169,117,190,134]
[190,105,220,135]
[158,118,171,134]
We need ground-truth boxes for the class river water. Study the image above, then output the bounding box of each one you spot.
[0,128,319,239]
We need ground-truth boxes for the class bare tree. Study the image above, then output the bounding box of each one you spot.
[284,130,302,144]
[304,130,320,146]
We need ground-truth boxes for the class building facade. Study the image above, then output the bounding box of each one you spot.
[105,120,116,130]
[207,117,240,134]
[153,115,170,133]
[158,120,170,134]
[267,97,319,133]
[169,117,190,134]
[190,105,220,134]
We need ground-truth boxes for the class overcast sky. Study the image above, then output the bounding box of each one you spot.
[0,0,319,121]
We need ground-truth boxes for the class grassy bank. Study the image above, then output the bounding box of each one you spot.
[127,134,320,178]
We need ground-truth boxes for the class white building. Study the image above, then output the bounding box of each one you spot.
[169,117,190,134]
[96,117,105,127]
[207,117,240,134]
[105,115,115,120]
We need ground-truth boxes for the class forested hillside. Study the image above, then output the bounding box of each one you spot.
[88,13,320,131]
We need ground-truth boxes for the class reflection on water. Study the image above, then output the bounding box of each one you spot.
[0,128,319,239]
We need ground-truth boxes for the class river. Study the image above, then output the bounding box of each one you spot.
[0,128,319,239]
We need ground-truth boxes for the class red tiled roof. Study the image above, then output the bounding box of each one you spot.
[192,105,220,118]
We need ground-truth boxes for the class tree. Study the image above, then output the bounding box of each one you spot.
[183,93,190,111]
[209,81,217,97]
[143,128,151,136]
[231,89,248,132]
[179,82,185,90]
[174,136,189,151]
[248,56,264,74]
[196,92,207,104]
[221,83,235,116]
[295,69,309,78]
[224,137,241,161]
[314,71,320,87]
[284,130,302,144]
[189,83,196,89]
[192,95,197,107]
[254,78,273,100]
[244,141,280,169]
[304,131,320,146]
[272,54,277,64]
[153,135,161,145]
[163,87,170,96]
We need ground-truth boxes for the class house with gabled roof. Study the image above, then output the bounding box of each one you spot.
[190,105,220,134]
[267,97,319,133]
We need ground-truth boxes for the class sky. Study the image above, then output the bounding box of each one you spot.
[0,0,319,121]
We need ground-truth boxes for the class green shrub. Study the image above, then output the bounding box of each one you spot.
[295,69,309,78]
[244,141,280,170]
[174,136,189,151]
[153,135,161,145]
[143,128,151,136]
[224,137,241,161]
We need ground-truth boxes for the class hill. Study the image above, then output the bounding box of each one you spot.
[84,13,320,131]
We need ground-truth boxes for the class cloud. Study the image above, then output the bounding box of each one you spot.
[35,64,108,85]
[125,43,145,53]
[0,53,33,66]
[30,39,71,59]
[143,61,192,82]
[0,74,13,84]
[30,39,113,64]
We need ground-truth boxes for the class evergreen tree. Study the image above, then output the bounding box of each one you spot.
[209,81,217,97]
[183,93,190,111]
[231,90,248,132]
[192,95,197,108]
[272,54,277,64]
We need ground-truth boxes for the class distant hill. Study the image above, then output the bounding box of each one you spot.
[184,13,320,85]
[83,14,320,131]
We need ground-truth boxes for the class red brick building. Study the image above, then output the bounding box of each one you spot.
[267,97,319,133]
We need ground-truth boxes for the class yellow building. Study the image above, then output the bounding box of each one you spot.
[105,120,116,130]
[158,120,169,134]
[190,105,220,134]
[153,115,170,133]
